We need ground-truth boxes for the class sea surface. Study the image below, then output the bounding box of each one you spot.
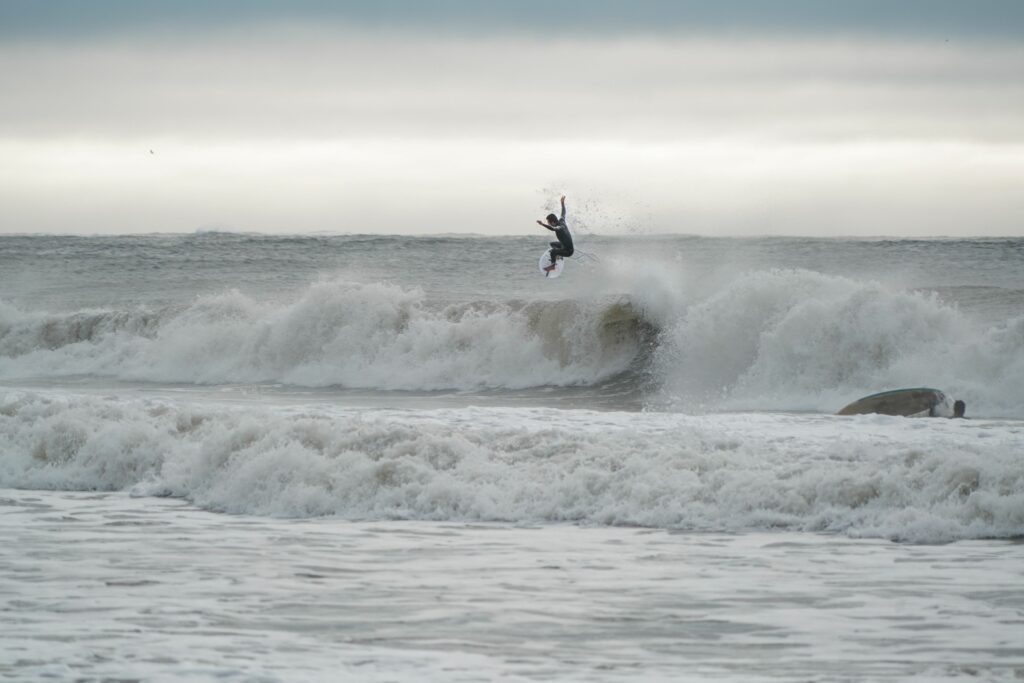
[2,233,1023,681]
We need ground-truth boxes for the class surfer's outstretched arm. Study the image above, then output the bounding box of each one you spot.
[537,220,556,231]
[560,195,566,221]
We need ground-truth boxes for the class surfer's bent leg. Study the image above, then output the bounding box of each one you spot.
[549,242,565,263]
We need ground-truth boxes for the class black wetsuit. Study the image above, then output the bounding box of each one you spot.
[547,205,574,263]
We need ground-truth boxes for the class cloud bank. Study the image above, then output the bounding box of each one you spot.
[1,23,1022,235]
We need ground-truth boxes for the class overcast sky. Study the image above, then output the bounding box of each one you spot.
[2,1,1022,236]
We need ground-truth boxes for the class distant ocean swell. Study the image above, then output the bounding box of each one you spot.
[1,269,1022,415]
[2,391,1021,543]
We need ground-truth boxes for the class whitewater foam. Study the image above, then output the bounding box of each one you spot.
[2,389,1021,543]
[652,269,1024,417]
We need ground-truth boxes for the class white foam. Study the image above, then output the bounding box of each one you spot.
[651,268,1024,417]
[3,389,1021,543]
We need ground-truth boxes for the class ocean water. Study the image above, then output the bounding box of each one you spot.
[2,233,1023,681]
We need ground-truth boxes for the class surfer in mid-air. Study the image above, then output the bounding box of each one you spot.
[537,195,573,273]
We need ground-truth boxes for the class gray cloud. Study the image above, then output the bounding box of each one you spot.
[2,0,1024,40]
[2,30,1023,143]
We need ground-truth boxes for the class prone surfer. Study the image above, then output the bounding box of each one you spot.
[537,195,574,273]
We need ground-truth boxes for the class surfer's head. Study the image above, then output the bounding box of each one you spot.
[953,400,966,418]
[546,213,559,226]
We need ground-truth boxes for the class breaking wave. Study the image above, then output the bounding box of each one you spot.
[1,266,1022,416]
[649,268,1024,418]
[0,281,649,391]
[2,390,1021,543]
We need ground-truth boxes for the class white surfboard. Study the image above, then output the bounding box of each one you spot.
[539,249,565,279]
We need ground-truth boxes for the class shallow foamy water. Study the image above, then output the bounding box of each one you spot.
[2,490,1023,682]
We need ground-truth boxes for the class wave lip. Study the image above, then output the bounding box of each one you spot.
[2,391,1022,543]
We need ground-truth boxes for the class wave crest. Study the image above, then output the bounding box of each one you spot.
[0,280,648,391]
